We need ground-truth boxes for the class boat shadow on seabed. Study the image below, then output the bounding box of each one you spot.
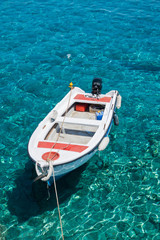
[6,161,87,223]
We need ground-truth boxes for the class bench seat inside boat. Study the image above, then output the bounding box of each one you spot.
[45,120,98,145]
[56,116,100,126]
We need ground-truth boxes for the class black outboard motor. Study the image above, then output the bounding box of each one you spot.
[92,78,102,95]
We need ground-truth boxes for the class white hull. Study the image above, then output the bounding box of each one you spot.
[49,149,97,184]
[28,85,121,184]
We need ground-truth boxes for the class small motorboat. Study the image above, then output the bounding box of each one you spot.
[28,78,122,186]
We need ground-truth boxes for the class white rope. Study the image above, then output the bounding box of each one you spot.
[35,86,73,240]
[52,166,64,240]
[47,86,73,240]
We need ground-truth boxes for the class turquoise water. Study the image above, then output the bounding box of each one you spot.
[0,0,160,239]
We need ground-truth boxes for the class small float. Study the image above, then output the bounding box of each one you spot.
[28,78,121,185]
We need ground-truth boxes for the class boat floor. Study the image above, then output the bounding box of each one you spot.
[66,110,96,120]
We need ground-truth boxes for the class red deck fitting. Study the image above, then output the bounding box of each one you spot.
[42,152,60,161]
[38,142,88,153]
[74,94,111,102]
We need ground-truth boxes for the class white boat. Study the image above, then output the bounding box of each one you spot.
[28,78,121,186]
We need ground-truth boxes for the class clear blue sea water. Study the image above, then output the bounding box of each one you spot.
[0,0,160,239]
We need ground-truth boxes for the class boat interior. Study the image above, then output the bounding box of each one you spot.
[64,102,105,119]
[45,122,98,144]
[45,102,105,145]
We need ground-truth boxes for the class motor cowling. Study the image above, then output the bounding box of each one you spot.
[92,78,102,95]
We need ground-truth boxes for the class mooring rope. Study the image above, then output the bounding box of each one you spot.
[46,83,74,240]
[52,166,64,240]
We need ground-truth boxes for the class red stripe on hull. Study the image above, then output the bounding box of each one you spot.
[38,141,88,153]
[74,94,111,102]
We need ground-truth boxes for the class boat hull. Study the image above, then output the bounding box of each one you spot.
[28,86,121,184]
[47,119,113,185]
[47,148,97,186]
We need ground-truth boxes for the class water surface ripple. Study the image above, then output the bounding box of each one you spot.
[0,0,160,239]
